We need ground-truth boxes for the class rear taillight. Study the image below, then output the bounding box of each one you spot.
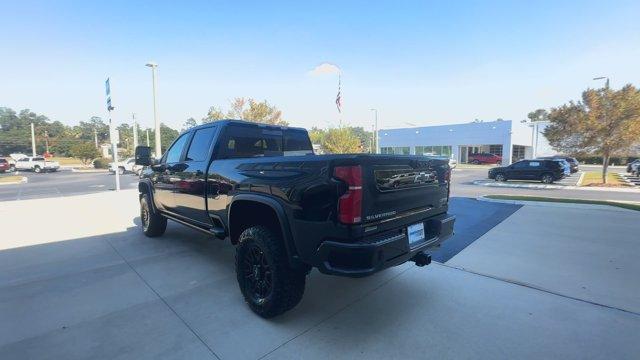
[333,165,362,224]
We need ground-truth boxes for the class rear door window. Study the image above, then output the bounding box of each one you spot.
[186,126,217,162]
[512,161,528,169]
[218,125,281,159]
[528,161,541,167]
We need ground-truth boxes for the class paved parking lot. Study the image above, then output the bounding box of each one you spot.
[3,166,640,203]
[1,190,638,359]
[0,171,139,201]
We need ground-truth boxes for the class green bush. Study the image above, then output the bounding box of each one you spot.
[69,142,100,165]
[93,157,112,169]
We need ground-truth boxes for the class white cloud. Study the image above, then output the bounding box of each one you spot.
[308,62,341,76]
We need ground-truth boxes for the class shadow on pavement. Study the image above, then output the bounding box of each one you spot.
[430,197,522,263]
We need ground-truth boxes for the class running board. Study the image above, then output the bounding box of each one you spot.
[161,213,227,239]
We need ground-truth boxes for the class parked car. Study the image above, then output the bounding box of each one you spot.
[14,156,60,173]
[538,155,579,173]
[109,157,143,175]
[448,157,458,169]
[135,120,455,318]
[468,152,502,165]
[0,158,10,173]
[538,158,570,176]
[626,159,640,174]
[488,159,565,183]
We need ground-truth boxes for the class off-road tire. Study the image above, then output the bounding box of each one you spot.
[235,225,306,318]
[541,173,554,184]
[140,193,167,237]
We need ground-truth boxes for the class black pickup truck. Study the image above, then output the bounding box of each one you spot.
[135,120,455,317]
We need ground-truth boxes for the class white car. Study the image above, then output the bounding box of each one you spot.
[14,156,60,173]
[109,157,143,175]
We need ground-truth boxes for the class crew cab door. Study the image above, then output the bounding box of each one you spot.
[153,132,191,212]
[172,125,218,225]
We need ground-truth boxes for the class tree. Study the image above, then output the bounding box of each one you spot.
[308,127,325,145]
[182,117,198,130]
[527,109,549,122]
[321,127,362,154]
[203,98,288,126]
[350,126,373,153]
[543,84,640,183]
[69,142,99,164]
[201,106,225,124]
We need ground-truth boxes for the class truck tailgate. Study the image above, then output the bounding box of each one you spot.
[361,156,450,223]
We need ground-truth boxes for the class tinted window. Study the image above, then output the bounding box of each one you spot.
[219,125,283,159]
[34,157,45,161]
[512,161,528,169]
[186,126,217,161]
[165,134,190,163]
[284,129,312,152]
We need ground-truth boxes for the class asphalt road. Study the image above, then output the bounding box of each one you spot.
[1,165,639,202]
[451,166,640,202]
[0,171,139,201]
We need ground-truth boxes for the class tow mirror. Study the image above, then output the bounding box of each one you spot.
[135,146,152,166]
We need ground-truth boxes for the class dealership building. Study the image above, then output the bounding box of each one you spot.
[377,119,553,165]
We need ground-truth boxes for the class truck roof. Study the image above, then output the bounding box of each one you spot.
[188,119,307,133]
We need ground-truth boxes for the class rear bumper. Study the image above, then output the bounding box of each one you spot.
[315,213,455,277]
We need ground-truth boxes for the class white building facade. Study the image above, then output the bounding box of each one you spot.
[378,120,547,165]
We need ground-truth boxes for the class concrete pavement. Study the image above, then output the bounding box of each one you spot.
[447,205,640,313]
[1,190,639,359]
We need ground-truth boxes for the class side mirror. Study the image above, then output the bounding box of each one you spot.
[135,146,152,166]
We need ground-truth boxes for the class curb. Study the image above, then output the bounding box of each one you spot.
[71,168,109,173]
[0,176,28,186]
[476,195,638,213]
[472,179,640,193]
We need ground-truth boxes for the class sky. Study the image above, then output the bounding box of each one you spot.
[1,0,639,132]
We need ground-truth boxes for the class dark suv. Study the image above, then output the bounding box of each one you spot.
[537,156,579,173]
[488,159,565,183]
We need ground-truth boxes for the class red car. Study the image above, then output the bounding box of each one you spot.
[0,158,10,173]
[469,152,502,165]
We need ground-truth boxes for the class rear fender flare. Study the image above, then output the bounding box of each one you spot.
[228,194,299,267]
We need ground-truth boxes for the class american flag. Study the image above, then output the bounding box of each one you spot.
[335,74,342,113]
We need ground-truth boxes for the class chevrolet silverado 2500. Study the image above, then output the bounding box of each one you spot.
[135,120,455,317]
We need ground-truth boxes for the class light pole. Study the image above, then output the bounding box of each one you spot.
[369,108,378,154]
[30,123,36,156]
[593,76,609,90]
[132,113,138,149]
[146,62,161,157]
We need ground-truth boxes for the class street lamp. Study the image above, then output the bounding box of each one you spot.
[369,108,378,154]
[146,62,161,157]
[593,76,609,89]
